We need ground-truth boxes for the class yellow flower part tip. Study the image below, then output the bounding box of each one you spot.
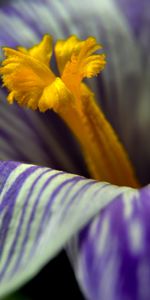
[0,34,139,188]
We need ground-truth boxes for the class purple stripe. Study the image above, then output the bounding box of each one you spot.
[0,168,51,280]
[0,161,19,194]
[0,165,39,267]
[76,183,110,223]
[10,171,64,274]
[0,165,39,211]
[59,181,97,224]
[32,176,84,248]
[30,180,98,258]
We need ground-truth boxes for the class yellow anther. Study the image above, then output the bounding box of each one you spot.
[0,34,139,187]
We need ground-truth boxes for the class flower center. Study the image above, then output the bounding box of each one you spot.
[0,34,139,187]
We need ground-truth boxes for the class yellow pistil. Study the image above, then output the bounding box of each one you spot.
[0,34,139,187]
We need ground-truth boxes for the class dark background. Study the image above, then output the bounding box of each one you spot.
[21,251,84,299]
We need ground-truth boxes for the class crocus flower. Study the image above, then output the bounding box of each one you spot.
[0,1,150,300]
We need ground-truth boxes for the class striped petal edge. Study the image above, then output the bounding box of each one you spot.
[0,160,136,298]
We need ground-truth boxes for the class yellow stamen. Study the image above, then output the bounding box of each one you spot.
[0,34,139,187]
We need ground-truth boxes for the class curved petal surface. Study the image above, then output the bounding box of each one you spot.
[70,184,150,300]
[0,160,134,298]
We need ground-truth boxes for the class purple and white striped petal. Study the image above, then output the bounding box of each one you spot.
[70,184,150,300]
[0,160,136,298]
[0,0,150,183]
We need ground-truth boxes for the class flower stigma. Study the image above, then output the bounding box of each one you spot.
[0,34,139,187]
